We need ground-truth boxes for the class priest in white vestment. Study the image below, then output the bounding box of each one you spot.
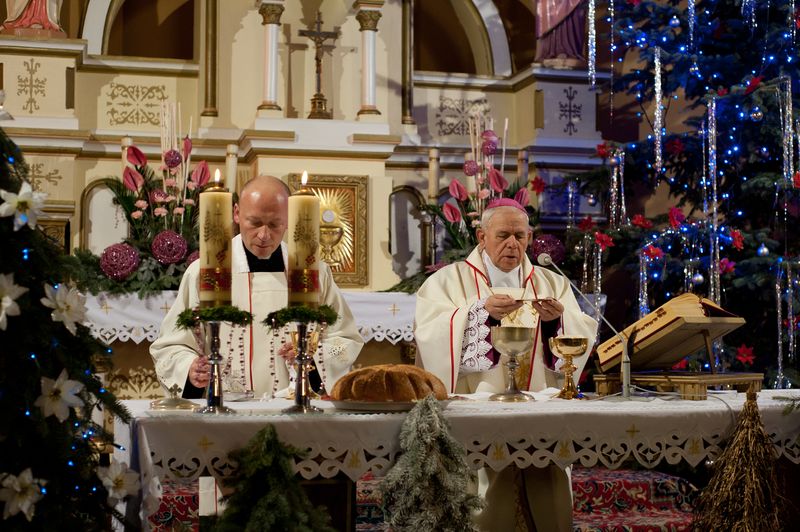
[414,199,598,531]
[151,175,363,399]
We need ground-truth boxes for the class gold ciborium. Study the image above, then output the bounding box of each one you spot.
[319,224,344,266]
[489,326,535,402]
[548,336,588,400]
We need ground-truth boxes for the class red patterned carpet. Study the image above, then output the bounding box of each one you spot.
[147,467,697,531]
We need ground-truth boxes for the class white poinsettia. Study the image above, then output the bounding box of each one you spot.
[96,460,141,505]
[40,283,86,335]
[0,468,47,522]
[34,368,84,423]
[0,273,28,331]
[0,181,47,231]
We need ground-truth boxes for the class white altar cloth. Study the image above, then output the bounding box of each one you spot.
[115,389,800,521]
[85,291,416,345]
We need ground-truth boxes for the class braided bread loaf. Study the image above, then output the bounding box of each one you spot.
[331,364,448,402]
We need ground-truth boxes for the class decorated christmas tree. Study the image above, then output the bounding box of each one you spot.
[0,127,133,529]
[569,0,800,384]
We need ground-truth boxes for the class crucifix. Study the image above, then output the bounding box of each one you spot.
[298,11,339,119]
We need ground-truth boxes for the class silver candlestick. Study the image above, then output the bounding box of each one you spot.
[198,321,235,414]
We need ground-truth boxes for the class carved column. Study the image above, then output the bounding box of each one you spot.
[401,0,415,124]
[258,2,285,114]
[201,0,218,117]
[355,7,382,117]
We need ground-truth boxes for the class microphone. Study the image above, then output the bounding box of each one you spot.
[537,253,632,399]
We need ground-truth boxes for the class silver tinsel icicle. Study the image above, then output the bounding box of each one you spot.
[638,252,649,319]
[653,47,664,176]
[588,0,596,88]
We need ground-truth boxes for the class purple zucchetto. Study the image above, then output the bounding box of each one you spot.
[485,197,527,213]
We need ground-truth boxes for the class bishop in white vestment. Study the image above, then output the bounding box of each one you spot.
[414,200,598,531]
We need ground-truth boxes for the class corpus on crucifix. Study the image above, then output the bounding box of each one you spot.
[298,11,339,119]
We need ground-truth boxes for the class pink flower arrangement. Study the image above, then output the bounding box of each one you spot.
[436,117,534,250]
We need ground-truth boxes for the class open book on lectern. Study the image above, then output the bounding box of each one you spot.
[596,293,746,372]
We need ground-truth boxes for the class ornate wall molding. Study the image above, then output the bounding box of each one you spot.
[104,82,168,126]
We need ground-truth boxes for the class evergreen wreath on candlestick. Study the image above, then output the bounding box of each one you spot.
[175,306,253,329]
[264,305,338,329]
[207,424,335,532]
[0,128,133,529]
[380,395,483,531]
[692,392,784,529]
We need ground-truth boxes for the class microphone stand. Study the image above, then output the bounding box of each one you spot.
[537,253,633,399]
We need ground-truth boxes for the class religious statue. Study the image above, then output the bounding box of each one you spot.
[1,0,66,37]
[535,0,586,69]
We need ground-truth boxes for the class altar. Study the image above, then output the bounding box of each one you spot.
[116,389,800,527]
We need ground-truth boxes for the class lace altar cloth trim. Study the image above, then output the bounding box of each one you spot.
[85,291,416,345]
[115,390,800,520]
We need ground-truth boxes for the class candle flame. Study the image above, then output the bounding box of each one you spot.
[301,170,308,186]
[214,168,221,183]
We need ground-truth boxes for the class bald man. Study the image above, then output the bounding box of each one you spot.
[151,175,363,398]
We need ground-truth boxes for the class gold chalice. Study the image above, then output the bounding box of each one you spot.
[287,326,323,400]
[319,224,344,266]
[489,326,535,402]
[548,336,588,400]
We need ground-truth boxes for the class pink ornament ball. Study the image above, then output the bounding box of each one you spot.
[100,243,140,281]
[463,160,479,176]
[531,234,566,265]
[151,230,188,264]
[185,250,199,265]
[164,149,183,169]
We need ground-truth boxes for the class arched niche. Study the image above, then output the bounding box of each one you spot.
[83,0,195,60]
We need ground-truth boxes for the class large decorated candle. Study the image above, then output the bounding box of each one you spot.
[287,171,320,307]
[198,169,232,307]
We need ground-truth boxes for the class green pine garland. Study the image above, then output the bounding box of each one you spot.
[175,306,253,329]
[263,305,338,329]
[209,424,335,531]
[380,395,483,531]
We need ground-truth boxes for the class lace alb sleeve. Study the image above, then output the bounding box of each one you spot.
[460,299,495,374]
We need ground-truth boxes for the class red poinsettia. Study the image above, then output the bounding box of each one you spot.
[717,86,729,96]
[668,207,686,228]
[744,75,764,95]
[730,229,744,250]
[665,138,685,156]
[672,357,689,370]
[529,175,546,195]
[594,232,614,251]
[735,344,755,365]
[793,171,800,189]
[643,245,664,260]
[631,214,653,229]
[627,0,641,6]
[719,257,736,274]
[578,215,595,232]
[595,142,612,159]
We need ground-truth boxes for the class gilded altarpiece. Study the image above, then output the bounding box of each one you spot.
[288,174,368,287]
